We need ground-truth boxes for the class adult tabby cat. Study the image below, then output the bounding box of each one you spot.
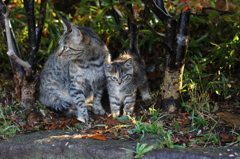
[104,19,150,117]
[39,18,110,123]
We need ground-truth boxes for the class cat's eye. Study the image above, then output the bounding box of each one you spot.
[122,75,128,80]
[111,77,118,81]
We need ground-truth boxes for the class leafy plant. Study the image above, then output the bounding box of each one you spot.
[128,108,181,148]
[124,142,154,158]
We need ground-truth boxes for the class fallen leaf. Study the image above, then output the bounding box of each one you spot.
[92,133,107,141]
[106,116,124,127]
[85,129,106,134]
[217,112,240,129]
[82,133,107,141]
[27,111,44,123]
[220,133,237,143]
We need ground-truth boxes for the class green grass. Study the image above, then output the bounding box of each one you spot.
[0,103,22,140]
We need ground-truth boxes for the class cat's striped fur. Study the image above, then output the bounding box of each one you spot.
[104,19,150,117]
[39,19,110,123]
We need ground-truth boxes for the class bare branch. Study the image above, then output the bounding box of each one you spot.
[175,9,190,65]
[146,0,172,23]
[7,51,31,72]
[3,9,31,74]
[24,0,36,77]
[110,1,128,38]
[120,2,165,38]
[155,0,169,15]
[145,0,177,65]
[36,0,46,49]
[126,0,138,53]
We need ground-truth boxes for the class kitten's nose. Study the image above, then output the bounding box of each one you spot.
[118,80,122,85]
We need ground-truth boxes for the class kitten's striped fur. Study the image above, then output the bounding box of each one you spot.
[104,19,150,117]
[39,19,110,123]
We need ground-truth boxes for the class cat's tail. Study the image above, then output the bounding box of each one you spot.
[39,95,72,113]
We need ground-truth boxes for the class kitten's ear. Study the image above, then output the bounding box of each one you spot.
[124,59,133,69]
[104,63,113,71]
[61,17,71,33]
[71,25,91,45]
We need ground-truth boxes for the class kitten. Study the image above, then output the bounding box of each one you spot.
[104,20,150,117]
[39,18,110,123]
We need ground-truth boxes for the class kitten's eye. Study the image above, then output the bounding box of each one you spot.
[63,46,68,50]
[122,75,128,80]
[111,77,118,81]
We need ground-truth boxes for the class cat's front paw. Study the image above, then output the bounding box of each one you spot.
[76,107,89,123]
[77,114,89,123]
[93,107,106,115]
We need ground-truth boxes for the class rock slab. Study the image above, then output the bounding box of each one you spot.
[0,130,240,159]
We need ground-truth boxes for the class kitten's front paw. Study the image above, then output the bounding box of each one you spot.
[93,107,106,115]
[111,110,120,117]
[142,93,151,101]
[123,110,133,116]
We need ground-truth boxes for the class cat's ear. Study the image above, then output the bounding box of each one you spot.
[124,59,133,69]
[79,29,91,45]
[61,17,71,33]
[71,25,91,45]
[104,63,113,71]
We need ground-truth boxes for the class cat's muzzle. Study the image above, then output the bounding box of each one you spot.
[57,46,65,56]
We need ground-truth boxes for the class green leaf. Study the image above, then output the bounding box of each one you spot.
[94,124,107,127]
[139,30,152,34]
[200,73,211,78]
[195,34,208,44]
[141,145,154,154]
[173,119,180,131]
[117,116,130,123]
[208,10,219,19]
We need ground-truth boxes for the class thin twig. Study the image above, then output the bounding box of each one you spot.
[201,7,235,15]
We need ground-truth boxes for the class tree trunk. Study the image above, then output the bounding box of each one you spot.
[161,66,185,112]
[0,0,46,109]
[147,0,190,113]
